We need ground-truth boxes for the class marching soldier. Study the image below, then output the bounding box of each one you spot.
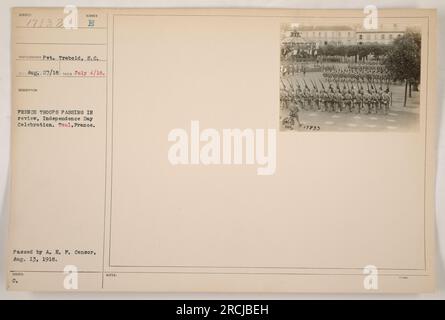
[371,90,380,114]
[313,89,321,111]
[280,59,394,128]
[335,89,343,113]
[288,64,294,76]
[302,86,310,110]
[363,90,372,114]
[328,89,335,112]
[353,89,363,113]
[381,89,391,115]
[320,89,328,112]
[344,90,353,113]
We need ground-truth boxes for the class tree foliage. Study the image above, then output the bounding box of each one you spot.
[317,43,391,59]
[383,31,421,83]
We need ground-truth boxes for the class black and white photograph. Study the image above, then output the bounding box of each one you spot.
[280,22,422,132]
[0,3,443,301]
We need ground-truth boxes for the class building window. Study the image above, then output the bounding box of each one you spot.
[389,34,393,40]
[381,34,385,40]
[359,34,363,40]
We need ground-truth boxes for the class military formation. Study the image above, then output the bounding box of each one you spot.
[280,63,308,76]
[281,61,392,83]
[280,60,395,129]
[322,62,392,83]
[280,77,392,129]
[323,68,391,83]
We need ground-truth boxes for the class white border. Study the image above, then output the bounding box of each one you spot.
[1,0,444,300]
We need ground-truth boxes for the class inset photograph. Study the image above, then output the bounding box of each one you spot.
[280,22,421,132]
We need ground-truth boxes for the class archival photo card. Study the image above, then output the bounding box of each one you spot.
[280,22,422,132]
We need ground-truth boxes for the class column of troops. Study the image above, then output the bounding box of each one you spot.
[323,62,392,83]
[280,80,392,127]
[281,63,337,76]
[280,60,394,129]
[282,63,392,83]
[280,63,307,75]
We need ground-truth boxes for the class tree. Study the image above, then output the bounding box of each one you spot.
[318,43,390,62]
[383,31,421,106]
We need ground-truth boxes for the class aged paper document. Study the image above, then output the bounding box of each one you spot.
[8,7,437,292]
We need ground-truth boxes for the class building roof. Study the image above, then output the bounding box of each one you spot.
[356,30,406,34]
[296,25,354,31]
[282,37,309,44]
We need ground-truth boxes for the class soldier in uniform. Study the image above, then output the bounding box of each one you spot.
[295,86,303,110]
[289,64,294,76]
[381,89,391,115]
[326,88,333,112]
[371,90,380,114]
[313,89,321,111]
[335,89,343,113]
[320,89,328,112]
[353,89,363,113]
[302,86,310,110]
[308,88,315,111]
[288,93,302,128]
[280,88,288,110]
[363,90,372,114]
[344,90,353,113]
